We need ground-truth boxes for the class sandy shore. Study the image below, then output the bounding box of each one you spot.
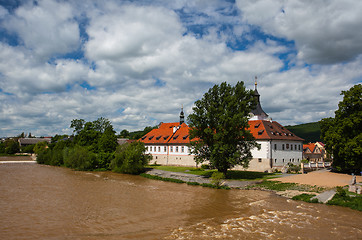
[270,169,362,188]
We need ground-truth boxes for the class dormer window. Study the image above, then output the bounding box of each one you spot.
[183,135,189,139]
[156,136,162,140]
[173,135,179,140]
[255,123,260,128]
[258,130,264,135]
[163,135,169,140]
[142,136,147,140]
[148,136,154,140]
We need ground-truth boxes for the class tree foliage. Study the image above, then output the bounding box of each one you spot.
[320,84,362,173]
[111,141,151,174]
[188,81,259,174]
[4,139,20,154]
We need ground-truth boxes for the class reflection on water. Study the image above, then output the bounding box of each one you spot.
[0,163,361,239]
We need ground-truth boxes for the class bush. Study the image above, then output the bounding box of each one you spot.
[36,149,52,164]
[111,141,151,174]
[21,144,35,153]
[63,146,96,170]
[201,164,210,169]
[95,151,114,170]
[210,172,225,187]
[5,140,19,154]
[287,163,301,173]
[34,141,48,155]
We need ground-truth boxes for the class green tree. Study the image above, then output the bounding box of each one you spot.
[119,129,130,138]
[0,141,5,153]
[70,119,85,134]
[188,81,259,174]
[98,126,118,153]
[4,139,20,154]
[111,141,151,174]
[320,84,362,173]
[34,141,48,154]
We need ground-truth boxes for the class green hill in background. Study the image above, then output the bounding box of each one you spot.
[285,122,321,143]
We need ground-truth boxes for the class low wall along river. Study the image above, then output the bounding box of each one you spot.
[0,158,361,239]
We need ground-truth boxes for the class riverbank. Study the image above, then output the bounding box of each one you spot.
[144,167,362,211]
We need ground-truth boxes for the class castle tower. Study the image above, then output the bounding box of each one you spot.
[180,106,185,124]
[250,77,269,120]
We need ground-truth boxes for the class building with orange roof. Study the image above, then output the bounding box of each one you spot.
[140,82,304,172]
[303,142,325,162]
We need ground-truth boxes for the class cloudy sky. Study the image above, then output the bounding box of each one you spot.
[0,0,361,137]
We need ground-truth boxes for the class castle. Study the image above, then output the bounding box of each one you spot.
[140,82,303,172]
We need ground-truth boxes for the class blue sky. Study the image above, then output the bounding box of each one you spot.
[0,0,361,137]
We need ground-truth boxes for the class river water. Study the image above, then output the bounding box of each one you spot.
[0,162,361,240]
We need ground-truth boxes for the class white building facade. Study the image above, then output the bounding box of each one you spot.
[140,83,303,172]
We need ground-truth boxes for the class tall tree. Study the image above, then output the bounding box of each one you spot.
[188,81,259,174]
[320,84,361,173]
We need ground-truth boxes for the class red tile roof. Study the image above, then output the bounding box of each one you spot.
[303,143,316,152]
[247,120,304,141]
[140,120,303,145]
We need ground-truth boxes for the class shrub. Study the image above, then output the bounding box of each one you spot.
[5,140,20,154]
[34,141,48,155]
[96,151,114,170]
[111,141,151,174]
[201,164,210,169]
[211,172,225,187]
[63,146,96,170]
[287,163,301,173]
[36,149,52,164]
[22,144,35,153]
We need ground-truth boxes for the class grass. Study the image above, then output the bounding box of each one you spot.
[140,173,230,190]
[149,165,276,180]
[327,187,362,211]
[292,193,319,203]
[246,180,327,193]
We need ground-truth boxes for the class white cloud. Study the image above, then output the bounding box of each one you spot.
[3,0,80,60]
[0,0,361,137]
[236,0,362,64]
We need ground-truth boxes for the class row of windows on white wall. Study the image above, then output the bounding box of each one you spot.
[274,143,302,151]
[146,146,188,153]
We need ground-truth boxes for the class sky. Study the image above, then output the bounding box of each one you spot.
[0,0,361,137]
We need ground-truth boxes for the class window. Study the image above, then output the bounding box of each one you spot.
[283,159,284,163]
[154,146,157,152]
[258,158,262,162]
[176,146,179,152]
[282,144,285,150]
[164,146,167,152]
[170,146,173,152]
[181,146,184,152]
[274,144,277,150]
[158,146,161,152]
[274,159,277,163]
[286,144,289,149]
[291,145,293,150]
[299,145,301,151]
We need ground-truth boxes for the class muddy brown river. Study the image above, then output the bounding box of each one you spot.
[0,162,361,239]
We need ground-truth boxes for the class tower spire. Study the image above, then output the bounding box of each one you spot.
[255,76,258,90]
[180,105,185,124]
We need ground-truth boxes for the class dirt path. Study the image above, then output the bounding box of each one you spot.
[270,169,362,188]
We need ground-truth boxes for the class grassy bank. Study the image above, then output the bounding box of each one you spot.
[149,165,278,180]
[246,180,327,193]
[140,173,231,190]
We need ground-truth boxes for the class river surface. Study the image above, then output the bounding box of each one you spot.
[0,162,361,240]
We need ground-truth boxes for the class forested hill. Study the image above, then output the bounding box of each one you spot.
[285,122,321,143]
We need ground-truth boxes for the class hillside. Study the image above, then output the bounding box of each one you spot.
[285,122,321,143]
